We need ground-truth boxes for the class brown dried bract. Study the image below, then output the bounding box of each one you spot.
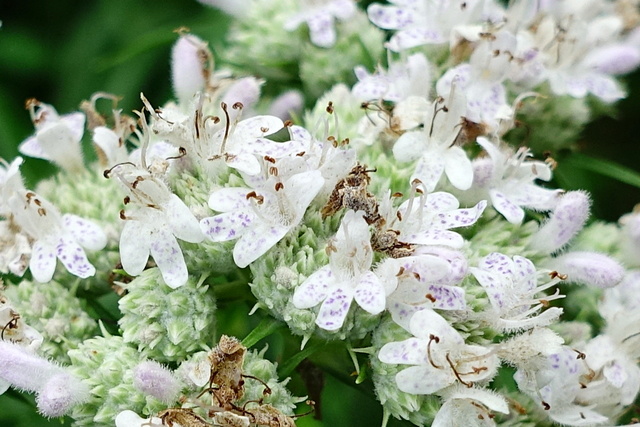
[245,404,296,427]
[156,408,212,427]
[321,164,379,224]
[208,335,247,407]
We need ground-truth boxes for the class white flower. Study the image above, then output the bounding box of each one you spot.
[200,169,324,268]
[466,138,561,224]
[433,385,509,427]
[115,410,164,427]
[379,308,498,394]
[19,100,85,173]
[381,188,486,248]
[284,0,357,48]
[352,53,431,103]
[292,210,385,330]
[367,0,504,51]
[2,161,106,282]
[393,82,474,191]
[110,165,204,288]
[469,252,564,331]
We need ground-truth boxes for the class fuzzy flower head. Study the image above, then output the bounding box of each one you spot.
[107,163,204,288]
[284,0,357,48]
[292,210,386,331]
[379,308,499,395]
[19,99,86,173]
[200,164,324,268]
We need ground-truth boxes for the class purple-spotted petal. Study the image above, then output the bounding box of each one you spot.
[395,364,452,394]
[478,252,514,275]
[413,155,445,192]
[403,229,464,248]
[424,192,460,212]
[367,5,414,30]
[469,267,508,310]
[233,224,288,268]
[62,214,107,251]
[293,266,334,309]
[513,255,536,291]
[55,234,95,279]
[226,153,261,176]
[490,189,524,224]
[433,200,486,229]
[30,239,57,283]
[18,136,50,161]
[208,188,252,212]
[200,210,254,242]
[233,115,284,140]
[378,338,427,365]
[388,28,446,51]
[354,271,385,314]
[149,227,188,289]
[308,11,336,48]
[427,284,466,310]
[315,287,354,331]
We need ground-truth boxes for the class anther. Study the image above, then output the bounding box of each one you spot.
[119,210,127,220]
[427,334,443,369]
[275,182,284,191]
[326,101,334,114]
[232,102,244,110]
[263,156,276,163]
[37,208,46,216]
[123,196,131,205]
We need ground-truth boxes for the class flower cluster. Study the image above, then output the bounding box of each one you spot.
[1,0,640,426]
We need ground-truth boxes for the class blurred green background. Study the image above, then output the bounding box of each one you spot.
[0,1,639,426]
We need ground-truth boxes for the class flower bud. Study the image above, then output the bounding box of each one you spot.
[171,34,209,104]
[133,361,183,404]
[36,372,89,417]
[549,251,625,288]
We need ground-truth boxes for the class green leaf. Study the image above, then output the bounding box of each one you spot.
[242,318,283,348]
[278,341,326,378]
[563,153,640,189]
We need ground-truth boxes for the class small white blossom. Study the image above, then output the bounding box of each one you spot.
[284,0,357,48]
[19,100,85,173]
[379,309,499,394]
[293,210,385,330]
[200,168,324,268]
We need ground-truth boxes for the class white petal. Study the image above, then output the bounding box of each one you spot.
[469,268,508,310]
[409,309,463,345]
[164,194,204,243]
[392,131,425,163]
[149,228,188,289]
[424,192,460,212]
[55,234,95,279]
[244,138,306,158]
[61,112,86,143]
[120,220,151,276]
[30,239,57,283]
[233,224,288,268]
[62,214,107,251]
[308,11,337,48]
[292,266,334,309]
[490,189,524,224]
[226,153,262,176]
[388,28,446,51]
[395,365,452,394]
[234,115,284,140]
[443,146,474,190]
[200,210,254,243]
[378,338,427,365]
[18,136,50,161]
[315,286,354,331]
[367,4,414,30]
[354,271,385,314]
[208,188,251,212]
[284,170,324,220]
[427,284,467,310]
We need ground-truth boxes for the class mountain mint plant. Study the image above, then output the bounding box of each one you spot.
[2,1,640,426]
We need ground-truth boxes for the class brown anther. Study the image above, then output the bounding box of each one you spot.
[413,272,421,280]
[425,293,436,303]
[478,415,484,420]
[37,208,46,216]
[263,155,276,163]
[549,270,568,280]
[232,102,244,110]
[342,138,350,145]
[392,192,403,198]
[579,382,587,389]
[296,151,306,157]
[326,101,334,114]
[574,349,587,360]
[260,127,269,133]
[540,299,549,307]
[123,196,131,205]
[269,166,278,176]
[26,192,36,201]
[284,120,293,127]
[34,199,42,207]
[246,191,258,200]
[25,98,39,109]
[396,267,405,277]
[166,147,188,161]
[396,211,403,221]
[542,401,551,410]
[119,210,127,220]
[427,334,443,369]
[275,182,284,191]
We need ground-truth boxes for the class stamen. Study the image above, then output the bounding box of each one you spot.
[445,353,472,387]
[427,334,443,369]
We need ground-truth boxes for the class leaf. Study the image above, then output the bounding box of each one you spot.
[563,153,640,189]
[278,341,326,378]
[242,318,283,349]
